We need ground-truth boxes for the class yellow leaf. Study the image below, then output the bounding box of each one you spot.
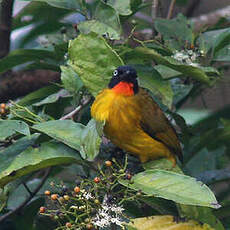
[127,215,214,230]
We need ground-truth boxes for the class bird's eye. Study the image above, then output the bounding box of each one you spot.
[113,70,118,76]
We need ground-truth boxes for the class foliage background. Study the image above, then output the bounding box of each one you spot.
[0,0,230,229]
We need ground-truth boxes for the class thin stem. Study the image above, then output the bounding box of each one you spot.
[60,97,91,120]
[10,110,39,124]
[0,167,51,223]
[167,0,176,19]
[10,101,45,122]
[22,182,33,196]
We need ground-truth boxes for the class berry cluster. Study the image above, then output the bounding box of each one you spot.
[39,159,141,230]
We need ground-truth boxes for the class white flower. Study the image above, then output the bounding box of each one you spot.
[172,50,200,67]
[94,217,110,228]
[82,192,94,200]
[111,217,123,226]
[92,202,124,228]
[110,205,124,214]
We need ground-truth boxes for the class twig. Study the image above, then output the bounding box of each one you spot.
[151,0,159,20]
[60,96,92,120]
[167,0,176,19]
[0,0,14,58]
[0,167,51,223]
[185,0,201,17]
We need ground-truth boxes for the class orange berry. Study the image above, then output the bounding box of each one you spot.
[105,160,112,167]
[190,44,194,49]
[0,103,6,109]
[0,108,5,114]
[125,173,132,180]
[86,223,93,229]
[64,195,70,201]
[94,177,100,183]
[51,194,58,200]
[74,186,80,193]
[65,222,72,228]
[39,206,46,213]
[44,190,51,196]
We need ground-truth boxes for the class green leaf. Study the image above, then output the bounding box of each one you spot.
[120,170,220,208]
[154,65,181,79]
[33,120,84,152]
[132,47,216,86]
[0,134,40,187]
[172,82,193,106]
[22,0,81,10]
[143,159,183,174]
[214,44,230,62]
[212,28,230,56]
[0,141,81,187]
[78,20,120,40]
[135,65,174,108]
[106,0,132,15]
[13,1,69,30]
[0,49,58,74]
[80,119,102,161]
[94,1,121,39]
[7,178,43,209]
[18,85,61,106]
[69,32,123,96]
[33,89,71,106]
[197,169,230,185]
[0,120,30,141]
[198,28,230,54]
[154,14,193,49]
[184,147,225,178]
[60,65,83,94]
[179,204,225,230]
[79,1,121,39]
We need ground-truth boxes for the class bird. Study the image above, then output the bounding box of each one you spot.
[91,65,183,165]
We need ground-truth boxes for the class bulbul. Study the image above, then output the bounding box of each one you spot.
[91,65,183,165]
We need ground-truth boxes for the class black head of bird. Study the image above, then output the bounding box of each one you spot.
[108,65,139,94]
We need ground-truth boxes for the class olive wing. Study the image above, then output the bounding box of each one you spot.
[137,88,183,162]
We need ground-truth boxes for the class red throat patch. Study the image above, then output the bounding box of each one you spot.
[112,82,134,96]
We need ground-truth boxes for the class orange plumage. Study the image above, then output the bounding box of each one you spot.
[91,66,182,165]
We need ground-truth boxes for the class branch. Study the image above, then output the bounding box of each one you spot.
[0,0,14,58]
[0,167,51,223]
[60,96,92,120]
[0,70,60,102]
[191,6,230,31]
[167,0,176,19]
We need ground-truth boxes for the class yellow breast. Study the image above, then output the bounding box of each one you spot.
[91,89,174,163]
